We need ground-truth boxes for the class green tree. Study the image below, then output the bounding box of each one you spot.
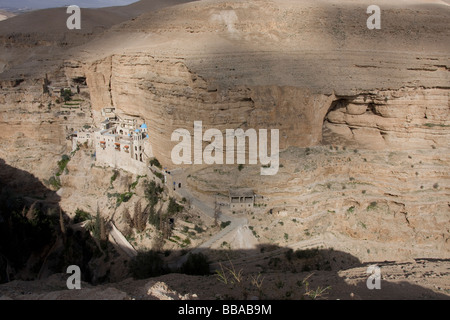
[144,180,163,208]
[167,197,183,215]
[61,88,73,102]
[149,158,162,169]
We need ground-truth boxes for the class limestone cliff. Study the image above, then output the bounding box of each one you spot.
[74,0,449,164]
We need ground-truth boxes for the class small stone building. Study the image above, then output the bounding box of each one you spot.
[229,188,255,211]
[74,130,93,147]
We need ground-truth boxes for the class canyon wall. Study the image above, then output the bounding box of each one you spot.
[0,0,448,263]
[80,56,449,167]
[76,0,449,167]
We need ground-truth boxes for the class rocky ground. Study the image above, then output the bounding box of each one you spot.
[1,257,449,300]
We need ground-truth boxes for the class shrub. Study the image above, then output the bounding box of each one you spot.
[194,225,204,233]
[110,170,119,184]
[149,158,162,169]
[167,197,183,215]
[61,88,73,102]
[180,253,210,275]
[182,238,191,246]
[56,155,70,176]
[433,183,439,189]
[85,210,103,240]
[144,180,163,207]
[117,192,133,205]
[366,201,377,211]
[74,209,91,223]
[238,164,244,171]
[154,171,164,181]
[148,207,160,229]
[220,221,231,229]
[48,176,61,189]
[130,175,146,190]
[129,251,167,279]
[294,248,319,259]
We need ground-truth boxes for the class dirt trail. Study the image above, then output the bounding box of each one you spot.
[169,169,253,250]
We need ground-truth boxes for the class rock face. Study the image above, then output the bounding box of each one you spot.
[184,144,450,262]
[0,68,92,181]
[1,0,448,171]
[0,0,448,282]
[323,88,450,149]
[74,0,449,166]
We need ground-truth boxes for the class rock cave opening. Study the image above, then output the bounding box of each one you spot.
[321,98,353,146]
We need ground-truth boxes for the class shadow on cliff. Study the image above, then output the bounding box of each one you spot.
[126,245,450,300]
[0,158,105,285]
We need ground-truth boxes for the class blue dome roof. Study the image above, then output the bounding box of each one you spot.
[141,123,147,129]
[135,129,140,133]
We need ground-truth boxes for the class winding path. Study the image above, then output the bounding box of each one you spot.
[166,168,250,266]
